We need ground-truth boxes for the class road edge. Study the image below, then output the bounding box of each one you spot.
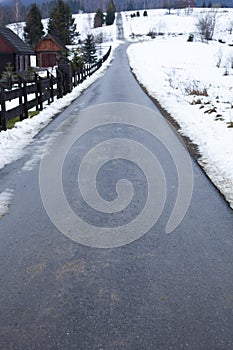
[130,66,232,210]
[130,67,201,161]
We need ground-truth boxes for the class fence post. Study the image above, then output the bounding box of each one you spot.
[50,72,54,103]
[37,77,43,111]
[80,67,83,83]
[17,73,28,121]
[56,69,63,99]
[57,57,72,95]
[73,70,77,87]
[34,73,39,111]
[0,85,6,131]
[45,71,50,105]
[17,75,24,121]
[46,70,53,104]
[22,77,28,120]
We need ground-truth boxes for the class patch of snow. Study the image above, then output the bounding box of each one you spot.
[0,189,14,218]
[0,41,121,171]
[4,8,233,210]
[128,33,233,208]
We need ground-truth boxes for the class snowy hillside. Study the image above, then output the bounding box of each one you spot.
[8,12,118,43]
[122,8,233,42]
[126,8,233,208]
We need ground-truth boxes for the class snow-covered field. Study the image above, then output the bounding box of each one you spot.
[2,8,233,209]
[126,8,233,208]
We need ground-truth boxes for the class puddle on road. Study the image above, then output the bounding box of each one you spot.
[0,188,14,218]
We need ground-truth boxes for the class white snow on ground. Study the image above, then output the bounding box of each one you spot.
[0,40,121,171]
[8,13,118,43]
[122,8,233,42]
[127,8,233,208]
[0,15,119,177]
[3,8,233,209]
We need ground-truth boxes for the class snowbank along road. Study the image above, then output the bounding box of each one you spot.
[0,41,232,350]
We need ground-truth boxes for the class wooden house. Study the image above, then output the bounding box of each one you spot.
[0,26,34,76]
[34,34,68,68]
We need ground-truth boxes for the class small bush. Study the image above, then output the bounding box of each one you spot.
[187,33,194,42]
[166,68,179,89]
[196,12,217,41]
[147,30,156,38]
[185,82,208,96]
[215,114,224,121]
[191,98,202,105]
[204,106,217,114]
[227,121,233,127]
[223,65,229,75]
[216,47,223,68]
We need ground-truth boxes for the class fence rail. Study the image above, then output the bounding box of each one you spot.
[0,46,111,131]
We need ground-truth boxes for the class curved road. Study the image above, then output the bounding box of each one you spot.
[0,42,233,349]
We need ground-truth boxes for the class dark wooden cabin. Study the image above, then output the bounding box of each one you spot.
[0,26,34,76]
[34,34,67,68]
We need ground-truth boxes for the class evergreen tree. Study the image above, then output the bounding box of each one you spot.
[94,8,104,28]
[82,34,97,63]
[208,0,212,6]
[71,47,84,70]
[47,0,77,45]
[105,0,116,26]
[24,3,44,47]
[1,63,13,82]
[202,0,206,7]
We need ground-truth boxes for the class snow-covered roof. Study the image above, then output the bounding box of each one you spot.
[0,26,34,54]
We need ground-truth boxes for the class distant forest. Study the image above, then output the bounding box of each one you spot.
[0,0,230,25]
[0,0,160,25]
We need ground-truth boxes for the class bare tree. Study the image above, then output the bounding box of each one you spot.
[163,0,173,14]
[196,11,217,42]
[228,20,233,34]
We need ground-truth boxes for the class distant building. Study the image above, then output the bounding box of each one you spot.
[0,26,34,75]
[34,34,68,68]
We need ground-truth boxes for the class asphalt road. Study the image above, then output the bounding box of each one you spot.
[0,42,233,350]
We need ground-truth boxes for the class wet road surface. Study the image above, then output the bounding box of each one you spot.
[0,42,233,350]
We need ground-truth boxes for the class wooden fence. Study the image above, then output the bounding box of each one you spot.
[0,46,111,131]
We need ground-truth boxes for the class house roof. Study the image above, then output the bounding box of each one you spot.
[34,34,67,52]
[0,26,34,54]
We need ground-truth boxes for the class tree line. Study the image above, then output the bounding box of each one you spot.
[23,0,116,46]
[0,0,117,26]
[0,0,227,26]
[0,0,205,26]
[20,0,116,72]
[23,0,76,46]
